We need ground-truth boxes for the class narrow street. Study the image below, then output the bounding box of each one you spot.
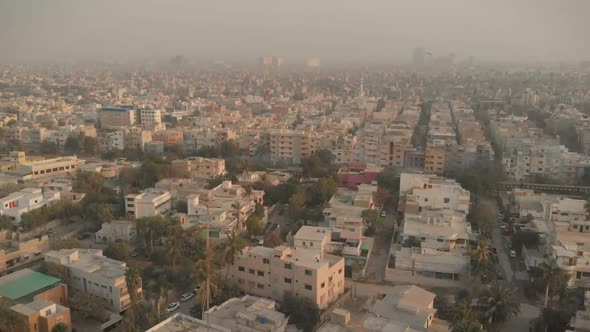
[481,198,514,282]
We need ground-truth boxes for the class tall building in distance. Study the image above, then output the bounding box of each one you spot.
[306,57,321,68]
[412,47,425,66]
[258,56,285,71]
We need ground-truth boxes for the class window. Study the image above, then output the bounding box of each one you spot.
[258,271,265,277]
[257,283,264,289]
[302,241,306,246]
[284,278,292,283]
[45,309,52,316]
[305,269,312,276]
[249,269,255,274]
[263,258,270,264]
[304,284,312,290]
[338,269,342,274]
[321,282,325,288]
[284,263,292,269]
[310,242,313,247]
[444,198,450,203]
[238,266,245,272]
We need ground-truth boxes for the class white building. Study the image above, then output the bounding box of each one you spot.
[386,173,472,287]
[95,220,136,244]
[43,248,141,313]
[0,188,61,223]
[140,109,164,131]
[125,190,171,218]
[204,296,287,332]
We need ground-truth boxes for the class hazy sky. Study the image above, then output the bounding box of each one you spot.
[0,0,589,64]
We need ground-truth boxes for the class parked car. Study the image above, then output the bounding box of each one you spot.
[193,285,201,294]
[165,302,180,313]
[77,233,91,240]
[180,292,194,302]
[509,250,517,258]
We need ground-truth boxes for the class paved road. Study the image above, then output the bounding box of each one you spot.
[364,214,395,282]
[481,198,514,282]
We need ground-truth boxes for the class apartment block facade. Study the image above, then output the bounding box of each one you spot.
[228,245,345,309]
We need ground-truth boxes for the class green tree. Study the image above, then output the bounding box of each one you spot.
[51,322,70,332]
[481,283,520,331]
[51,238,80,251]
[452,299,483,332]
[195,248,220,317]
[361,209,384,229]
[263,233,282,248]
[471,239,492,276]
[70,293,106,320]
[539,258,569,307]
[245,216,265,236]
[281,293,320,332]
[231,201,243,232]
[164,237,183,268]
[146,275,172,320]
[377,169,400,192]
[0,298,23,332]
[105,241,130,261]
[125,267,142,304]
[223,230,246,279]
[470,204,496,238]
[40,140,60,155]
[511,230,540,254]
[0,215,13,231]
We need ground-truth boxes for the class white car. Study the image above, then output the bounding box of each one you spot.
[180,292,194,302]
[509,250,517,258]
[165,302,180,313]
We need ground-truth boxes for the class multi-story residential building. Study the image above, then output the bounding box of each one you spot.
[99,107,136,129]
[204,296,287,332]
[139,109,164,130]
[227,245,345,309]
[95,220,136,244]
[145,313,228,332]
[386,173,471,287]
[98,130,125,152]
[7,156,80,181]
[124,128,152,151]
[0,269,71,332]
[186,180,264,234]
[0,188,61,223]
[269,129,317,164]
[170,157,226,179]
[125,189,171,218]
[43,248,141,313]
[152,130,183,146]
[0,230,49,274]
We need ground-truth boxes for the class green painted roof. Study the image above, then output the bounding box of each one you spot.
[0,272,61,300]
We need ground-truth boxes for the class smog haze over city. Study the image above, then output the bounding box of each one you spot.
[2,1,590,332]
[1,0,589,64]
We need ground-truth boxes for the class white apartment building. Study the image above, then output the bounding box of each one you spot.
[386,173,471,287]
[228,245,345,309]
[125,190,171,218]
[269,129,317,164]
[95,220,137,244]
[0,188,61,223]
[140,109,164,130]
[43,249,141,313]
[186,181,264,234]
[204,296,287,332]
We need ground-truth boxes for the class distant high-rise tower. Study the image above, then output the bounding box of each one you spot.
[359,77,365,97]
[306,57,321,68]
[413,47,425,66]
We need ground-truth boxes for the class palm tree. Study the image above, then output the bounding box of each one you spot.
[51,322,70,332]
[195,247,220,318]
[146,275,172,320]
[231,201,243,232]
[452,299,482,332]
[481,282,520,331]
[164,237,183,268]
[223,230,246,279]
[539,258,568,307]
[471,239,492,277]
[0,298,22,332]
[125,267,142,304]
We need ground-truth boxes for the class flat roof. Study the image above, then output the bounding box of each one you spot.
[0,269,61,300]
